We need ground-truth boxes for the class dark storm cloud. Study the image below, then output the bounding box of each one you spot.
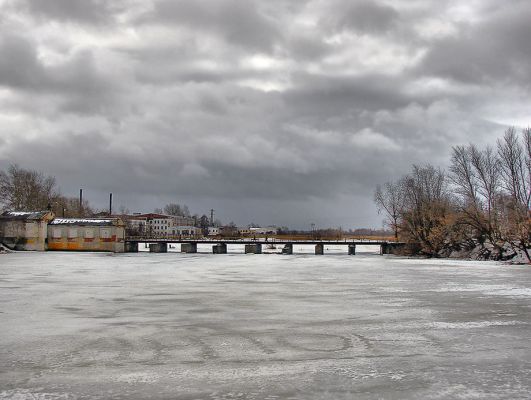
[17,0,119,25]
[285,72,412,115]
[0,0,530,228]
[0,31,120,115]
[143,0,282,52]
[284,34,331,61]
[419,3,531,84]
[0,33,44,90]
[322,0,399,34]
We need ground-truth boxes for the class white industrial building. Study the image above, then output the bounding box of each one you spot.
[249,226,279,235]
[124,213,198,237]
[207,227,220,236]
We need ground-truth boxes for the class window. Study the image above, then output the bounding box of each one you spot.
[68,228,78,238]
[100,228,111,239]
[52,228,62,239]
[84,228,94,239]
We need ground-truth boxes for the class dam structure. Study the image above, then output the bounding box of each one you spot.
[124,238,404,255]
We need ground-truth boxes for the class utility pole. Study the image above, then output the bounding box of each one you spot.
[210,209,215,227]
[79,189,83,217]
[109,193,113,216]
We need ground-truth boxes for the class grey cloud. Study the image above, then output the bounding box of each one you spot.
[1,0,530,228]
[284,73,412,118]
[322,1,399,35]
[17,0,119,25]
[0,32,122,115]
[418,3,531,84]
[284,34,332,61]
[0,34,44,90]
[144,0,282,52]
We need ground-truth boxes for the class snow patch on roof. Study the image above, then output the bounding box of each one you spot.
[50,218,116,226]
[1,211,52,220]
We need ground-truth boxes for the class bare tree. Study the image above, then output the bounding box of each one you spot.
[498,128,528,205]
[450,144,502,247]
[163,203,191,216]
[373,127,530,261]
[374,181,404,240]
[470,146,500,221]
[399,165,453,256]
[0,164,61,211]
[497,128,531,261]
[52,196,94,218]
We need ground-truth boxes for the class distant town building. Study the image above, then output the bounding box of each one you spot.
[47,218,125,253]
[238,227,251,236]
[172,215,195,226]
[220,225,238,237]
[207,227,220,236]
[0,211,55,251]
[123,213,197,237]
[125,215,147,236]
[249,226,279,235]
[143,213,172,236]
[167,225,201,237]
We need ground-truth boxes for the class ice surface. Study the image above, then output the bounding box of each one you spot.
[1,252,531,399]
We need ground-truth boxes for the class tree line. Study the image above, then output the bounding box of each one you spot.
[0,165,220,228]
[374,127,530,262]
[0,164,96,217]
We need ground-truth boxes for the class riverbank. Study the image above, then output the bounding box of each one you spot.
[392,240,530,264]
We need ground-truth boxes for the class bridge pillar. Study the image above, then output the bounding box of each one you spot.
[282,243,293,255]
[181,243,197,253]
[149,243,167,253]
[348,244,356,255]
[125,242,138,253]
[213,243,227,254]
[245,244,262,254]
[315,243,324,255]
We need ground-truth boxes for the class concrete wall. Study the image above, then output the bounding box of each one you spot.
[181,243,197,253]
[47,225,125,253]
[245,244,262,254]
[149,243,167,253]
[0,220,48,251]
[213,243,227,254]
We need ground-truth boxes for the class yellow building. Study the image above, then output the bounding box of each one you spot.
[47,218,125,253]
[0,211,55,251]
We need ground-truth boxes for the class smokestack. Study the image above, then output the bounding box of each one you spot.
[109,193,113,216]
[79,189,83,216]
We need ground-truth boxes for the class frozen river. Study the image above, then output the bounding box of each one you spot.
[1,248,531,399]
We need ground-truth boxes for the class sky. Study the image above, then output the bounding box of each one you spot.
[0,0,530,229]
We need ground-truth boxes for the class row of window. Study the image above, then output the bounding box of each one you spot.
[170,230,194,235]
[51,227,113,239]
[149,220,170,226]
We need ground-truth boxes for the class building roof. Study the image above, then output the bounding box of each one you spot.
[0,211,53,221]
[49,218,120,226]
[130,213,172,219]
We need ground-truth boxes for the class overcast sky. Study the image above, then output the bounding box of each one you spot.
[0,0,530,229]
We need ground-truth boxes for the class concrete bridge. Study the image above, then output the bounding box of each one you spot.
[124,238,405,255]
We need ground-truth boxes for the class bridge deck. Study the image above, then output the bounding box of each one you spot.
[125,238,402,246]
